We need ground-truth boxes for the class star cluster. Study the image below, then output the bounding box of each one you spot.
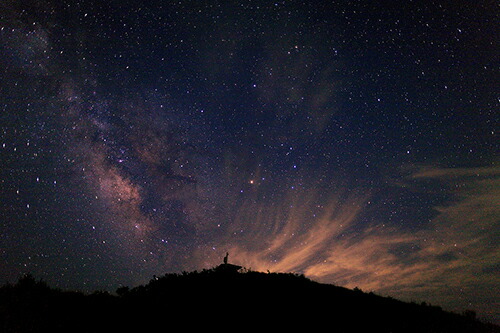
[0,0,498,323]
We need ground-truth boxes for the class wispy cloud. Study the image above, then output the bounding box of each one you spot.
[222,166,499,321]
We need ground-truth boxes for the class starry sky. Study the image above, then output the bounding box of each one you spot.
[1,0,498,323]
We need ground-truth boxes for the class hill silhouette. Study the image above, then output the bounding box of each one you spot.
[1,267,498,332]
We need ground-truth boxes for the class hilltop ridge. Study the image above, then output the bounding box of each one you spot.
[1,267,498,332]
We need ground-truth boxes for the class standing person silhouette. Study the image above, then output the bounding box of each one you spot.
[223,252,229,264]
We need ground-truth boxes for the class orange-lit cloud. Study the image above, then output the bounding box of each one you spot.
[226,190,367,274]
[218,166,499,320]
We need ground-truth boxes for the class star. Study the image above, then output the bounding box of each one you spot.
[0,0,497,324]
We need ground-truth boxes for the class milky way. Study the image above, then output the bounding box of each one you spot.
[1,0,498,323]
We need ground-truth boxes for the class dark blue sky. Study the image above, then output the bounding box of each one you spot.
[1,0,498,323]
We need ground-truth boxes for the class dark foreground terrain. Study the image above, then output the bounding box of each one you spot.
[1,265,498,332]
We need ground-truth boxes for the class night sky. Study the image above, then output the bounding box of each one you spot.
[1,0,498,322]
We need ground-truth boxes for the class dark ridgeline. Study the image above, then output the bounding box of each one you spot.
[0,257,498,333]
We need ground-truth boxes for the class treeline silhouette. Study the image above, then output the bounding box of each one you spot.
[0,268,498,332]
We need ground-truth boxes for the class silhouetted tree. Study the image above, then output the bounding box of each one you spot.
[0,270,497,333]
[464,310,477,320]
[116,286,130,297]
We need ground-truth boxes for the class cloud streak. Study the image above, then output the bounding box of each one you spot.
[220,166,499,321]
